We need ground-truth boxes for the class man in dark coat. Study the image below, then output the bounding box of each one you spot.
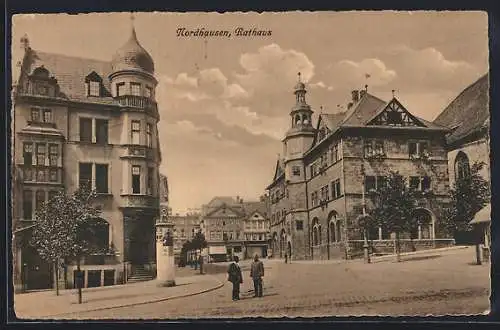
[227,256,243,301]
[250,254,264,297]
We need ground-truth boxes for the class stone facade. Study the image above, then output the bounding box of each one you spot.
[12,26,161,291]
[267,81,454,261]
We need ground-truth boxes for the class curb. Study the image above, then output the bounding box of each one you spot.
[38,276,225,318]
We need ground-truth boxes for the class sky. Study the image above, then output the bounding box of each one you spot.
[12,11,488,214]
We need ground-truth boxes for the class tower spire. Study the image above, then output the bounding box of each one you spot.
[130,12,137,40]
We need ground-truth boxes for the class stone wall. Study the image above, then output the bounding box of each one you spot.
[349,238,455,258]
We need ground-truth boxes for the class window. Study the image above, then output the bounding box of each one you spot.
[23,143,33,165]
[331,144,339,163]
[311,191,319,207]
[145,86,152,98]
[35,190,46,211]
[146,123,153,148]
[23,190,33,220]
[49,169,58,182]
[364,139,385,158]
[455,151,470,180]
[80,118,93,143]
[131,121,141,145]
[36,168,46,182]
[117,83,126,96]
[31,108,40,122]
[79,163,92,190]
[296,220,304,231]
[131,83,141,96]
[36,144,46,166]
[310,164,317,177]
[43,109,52,123]
[365,176,386,192]
[95,119,109,145]
[320,185,329,201]
[422,176,431,191]
[409,176,420,190]
[292,166,301,176]
[332,179,342,198]
[147,167,154,195]
[95,164,109,193]
[49,144,58,166]
[89,81,100,96]
[409,141,429,158]
[132,166,141,194]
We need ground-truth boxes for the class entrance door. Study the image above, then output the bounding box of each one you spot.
[22,245,52,290]
[128,217,154,265]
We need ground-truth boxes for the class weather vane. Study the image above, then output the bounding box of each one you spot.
[298,72,302,82]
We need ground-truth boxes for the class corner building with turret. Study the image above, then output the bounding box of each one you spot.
[267,76,455,261]
[12,24,161,291]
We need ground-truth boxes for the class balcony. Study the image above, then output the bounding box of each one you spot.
[120,194,159,210]
[121,145,156,160]
[20,165,63,184]
[116,95,158,117]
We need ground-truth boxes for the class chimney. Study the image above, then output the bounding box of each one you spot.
[351,90,359,103]
[347,102,354,110]
[236,195,240,203]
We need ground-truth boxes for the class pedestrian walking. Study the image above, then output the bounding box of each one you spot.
[250,254,264,297]
[227,255,243,301]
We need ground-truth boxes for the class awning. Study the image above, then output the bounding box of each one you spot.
[209,245,227,255]
[470,203,491,225]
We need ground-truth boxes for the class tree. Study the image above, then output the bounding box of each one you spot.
[442,161,490,237]
[30,187,101,301]
[369,171,417,262]
[191,232,208,251]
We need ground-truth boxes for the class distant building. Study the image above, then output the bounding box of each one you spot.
[169,213,201,262]
[200,196,270,262]
[266,75,453,261]
[433,73,490,246]
[12,24,161,291]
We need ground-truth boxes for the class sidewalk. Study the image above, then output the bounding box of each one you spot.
[14,274,223,319]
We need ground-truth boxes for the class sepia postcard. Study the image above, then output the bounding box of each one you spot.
[10,11,491,320]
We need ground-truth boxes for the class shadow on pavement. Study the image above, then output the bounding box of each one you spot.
[401,255,441,262]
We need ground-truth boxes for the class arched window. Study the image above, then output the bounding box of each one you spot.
[336,220,343,242]
[329,221,336,243]
[311,218,320,246]
[455,151,470,181]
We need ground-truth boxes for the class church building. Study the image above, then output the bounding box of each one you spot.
[267,74,454,260]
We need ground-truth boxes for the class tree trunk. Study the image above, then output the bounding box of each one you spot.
[395,231,401,262]
[53,262,59,296]
[77,258,82,304]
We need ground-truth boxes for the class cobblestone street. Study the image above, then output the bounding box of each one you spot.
[46,246,490,319]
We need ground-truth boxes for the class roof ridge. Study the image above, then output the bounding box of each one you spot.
[34,49,111,65]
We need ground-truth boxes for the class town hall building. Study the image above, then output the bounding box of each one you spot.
[267,74,454,260]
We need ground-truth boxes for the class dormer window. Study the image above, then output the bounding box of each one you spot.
[89,81,100,96]
[85,71,103,97]
[30,107,53,124]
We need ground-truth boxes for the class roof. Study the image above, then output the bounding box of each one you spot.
[26,49,115,103]
[206,196,238,207]
[111,27,155,74]
[320,112,347,131]
[340,93,387,126]
[243,201,268,217]
[433,73,489,145]
[470,203,491,224]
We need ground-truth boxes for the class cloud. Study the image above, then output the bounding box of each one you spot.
[382,45,481,92]
[326,58,397,89]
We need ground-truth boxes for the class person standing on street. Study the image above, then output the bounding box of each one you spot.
[227,256,243,301]
[250,254,264,297]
